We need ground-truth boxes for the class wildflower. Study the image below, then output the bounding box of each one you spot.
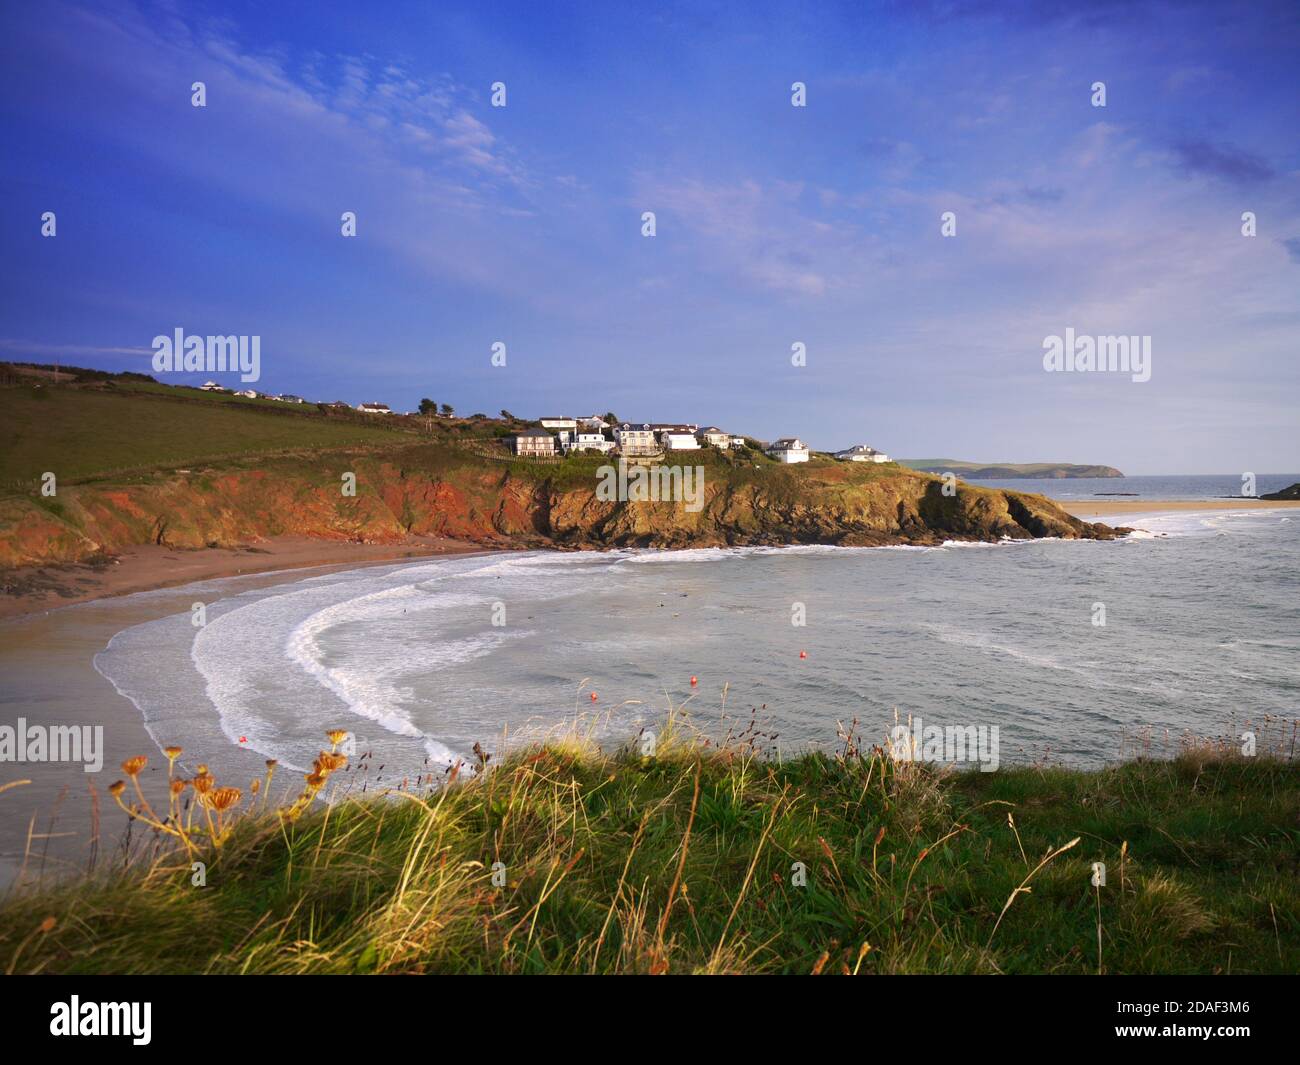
[170,779,188,797]
[121,755,148,777]
[108,780,126,797]
[210,787,241,812]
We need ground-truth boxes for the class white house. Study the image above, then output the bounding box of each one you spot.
[576,414,611,431]
[571,431,614,454]
[614,423,659,455]
[200,381,229,393]
[833,444,890,463]
[539,416,578,447]
[277,394,305,404]
[696,426,731,447]
[234,389,260,399]
[767,437,810,463]
[358,402,392,415]
[661,431,700,451]
[650,424,700,450]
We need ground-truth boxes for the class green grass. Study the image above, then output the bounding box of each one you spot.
[1,720,1294,975]
[0,383,417,486]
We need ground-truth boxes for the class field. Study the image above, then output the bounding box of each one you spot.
[0,379,420,488]
[1,718,1294,975]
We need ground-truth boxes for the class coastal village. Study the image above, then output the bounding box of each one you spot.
[198,381,891,465]
[514,416,891,465]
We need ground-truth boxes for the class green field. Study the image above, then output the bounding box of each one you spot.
[1,722,1293,975]
[0,379,419,487]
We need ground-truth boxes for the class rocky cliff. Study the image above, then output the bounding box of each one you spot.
[0,445,1127,568]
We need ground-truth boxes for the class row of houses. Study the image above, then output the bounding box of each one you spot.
[764,440,891,464]
[199,383,410,414]
[511,417,889,465]
[200,382,313,404]
[513,417,746,458]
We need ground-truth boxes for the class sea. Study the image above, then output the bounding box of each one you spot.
[86,474,1299,780]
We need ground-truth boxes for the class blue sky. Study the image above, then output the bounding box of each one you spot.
[1,0,1297,473]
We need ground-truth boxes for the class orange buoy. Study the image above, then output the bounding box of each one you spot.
[590,692,598,702]
[690,676,698,686]
[799,650,807,659]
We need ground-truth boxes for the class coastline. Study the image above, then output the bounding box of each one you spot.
[0,534,505,622]
[1060,499,1300,519]
[3,497,1296,621]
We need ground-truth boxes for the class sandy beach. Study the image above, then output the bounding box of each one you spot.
[0,539,502,887]
[1061,498,1300,520]
[0,535,504,622]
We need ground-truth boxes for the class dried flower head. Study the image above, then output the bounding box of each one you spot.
[192,773,214,795]
[121,756,148,777]
[326,729,349,747]
[164,746,183,760]
[170,778,188,797]
[108,780,126,797]
[317,752,348,773]
[210,787,241,812]
[265,759,278,769]
[305,773,327,791]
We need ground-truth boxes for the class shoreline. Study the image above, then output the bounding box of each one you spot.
[1059,498,1300,519]
[2,498,1296,621]
[0,535,506,622]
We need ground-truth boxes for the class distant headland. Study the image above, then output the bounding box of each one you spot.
[898,459,1125,480]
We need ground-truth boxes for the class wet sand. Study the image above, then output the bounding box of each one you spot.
[0,544,500,890]
[1062,499,1300,520]
[0,535,500,621]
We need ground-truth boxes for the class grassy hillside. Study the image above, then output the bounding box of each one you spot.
[0,722,1294,975]
[0,379,416,487]
[899,459,1125,479]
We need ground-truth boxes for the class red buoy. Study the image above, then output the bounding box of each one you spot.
[690,676,698,686]
[799,651,807,659]
[590,692,598,702]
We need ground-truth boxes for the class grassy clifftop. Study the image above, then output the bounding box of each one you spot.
[0,373,1125,567]
[0,442,1124,566]
[0,723,1294,974]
